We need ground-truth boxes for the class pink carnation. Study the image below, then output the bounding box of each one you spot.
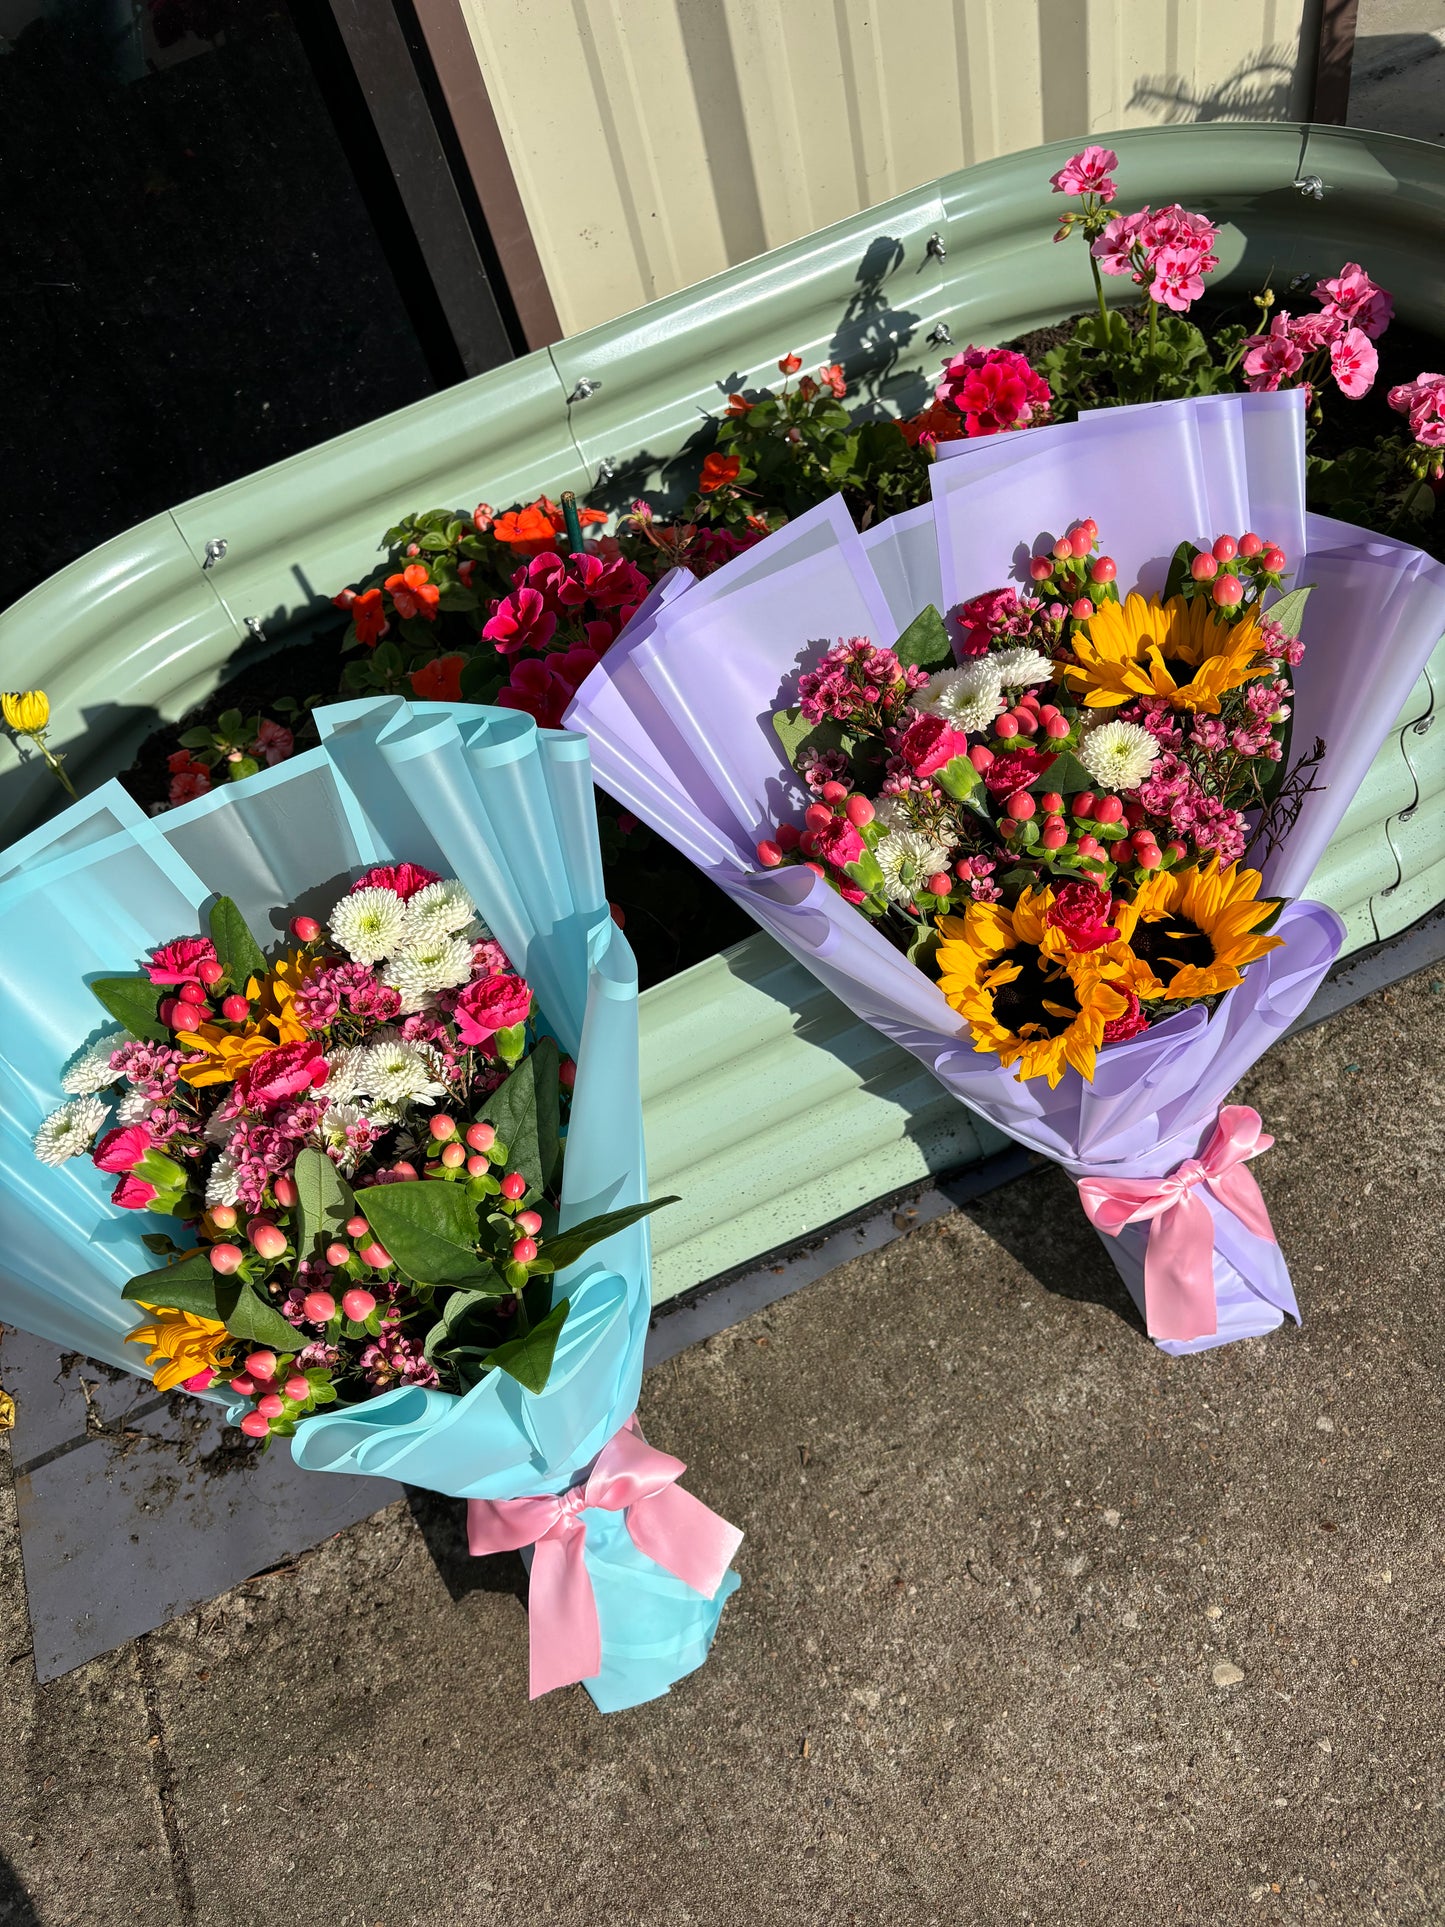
[351,863,440,901]
[146,936,218,987]
[811,817,866,871]
[1045,882,1120,953]
[1101,991,1150,1046]
[93,1123,152,1173]
[111,1173,157,1210]
[453,973,533,1046]
[1048,146,1118,201]
[241,1039,329,1108]
[899,713,972,779]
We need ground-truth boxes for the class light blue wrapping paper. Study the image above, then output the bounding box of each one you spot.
[0,699,738,1710]
[567,395,1445,1354]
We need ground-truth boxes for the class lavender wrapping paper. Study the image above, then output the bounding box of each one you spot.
[567,396,1445,1354]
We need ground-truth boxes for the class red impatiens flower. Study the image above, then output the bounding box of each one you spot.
[817,362,847,399]
[699,452,742,494]
[333,585,390,647]
[385,564,441,622]
[495,646,601,731]
[166,750,211,807]
[251,718,294,767]
[778,352,803,375]
[409,654,467,702]
[725,393,753,416]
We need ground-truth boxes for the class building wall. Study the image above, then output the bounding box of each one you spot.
[457,0,1313,338]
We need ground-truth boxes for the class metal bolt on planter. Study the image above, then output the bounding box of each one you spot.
[595,458,617,483]
[926,232,947,260]
[1294,175,1325,200]
[927,322,953,347]
[567,377,603,404]
[202,538,228,570]
[244,616,267,644]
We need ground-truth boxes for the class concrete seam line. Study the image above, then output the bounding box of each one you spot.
[136,1635,198,1925]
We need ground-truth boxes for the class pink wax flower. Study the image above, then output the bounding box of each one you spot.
[242,1039,329,1108]
[899,713,972,779]
[92,1123,152,1173]
[811,816,866,871]
[936,347,1052,437]
[1048,146,1119,201]
[251,718,295,767]
[1330,326,1378,399]
[453,972,533,1046]
[1242,314,1305,393]
[351,863,440,900]
[146,935,219,987]
[471,936,513,979]
[111,1172,158,1210]
[482,584,558,656]
[1045,881,1120,952]
[1314,263,1393,340]
[1148,247,1206,314]
[798,746,851,794]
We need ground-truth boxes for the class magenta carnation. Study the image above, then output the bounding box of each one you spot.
[111,1172,158,1210]
[811,816,866,871]
[242,1039,329,1108]
[92,1123,152,1173]
[146,936,217,987]
[453,973,533,1046]
[899,713,972,779]
[351,863,440,900]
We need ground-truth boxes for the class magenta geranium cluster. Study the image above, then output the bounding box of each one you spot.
[1242,263,1392,400]
[935,347,1054,437]
[482,547,653,729]
[1092,203,1221,314]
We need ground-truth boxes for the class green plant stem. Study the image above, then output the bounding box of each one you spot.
[1146,298,1159,402]
[32,735,77,799]
[1089,250,1108,333]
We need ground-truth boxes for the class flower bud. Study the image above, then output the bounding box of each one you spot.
[820,780,848,803]
[1190,553,1217,581]
[440,1142,465,1169]
[1040,817,1068,850]
[245,1350,277,1381]
[429,1114,457,1141]
[210,1203,238,1230]
[1029,555,1054,582]
[465,1121,496,1152]
[1006,790,1035,820]
[179,980,207,1006]
[517,1209,542,1236]
[345,1215,369,1238]
[994,715,1019,740]
[198,958,224,986]
[324,1243,350,1268]
[1071,598,1094,620]
[845,795,874,827]
[290,915,321,942]
[341,1288,376,1321]
[926,872,952,898]
[248,1220,287,1261]
[1212,575,1244,607]
[284,1375,310,1401]
[1238,532,1264,558]
[358,1242,391,1270]
[1045,714,1071,739]
[756,839,783,867]
[1212,535,1237,562]
[303,1289,336,1322]
[221,994,249,1022]
[256,1393,284,1419]
[512,1237,538,1264]
[271,1174,297,1209]
[968,744,994,771]
[240,1410,271,1439]
[209,1243,244,1274]
[1088,556,1117,584]
[1093,795,1124,824]
[500,1172,527,1200]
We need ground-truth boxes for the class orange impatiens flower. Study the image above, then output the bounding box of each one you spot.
[384,564,441,622]
[491,496,607,556]
[699,453,742,494]
[725,393,753,416]
[410,654,467,702]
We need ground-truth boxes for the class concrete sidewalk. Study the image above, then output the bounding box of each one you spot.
[1,963,1442,1927]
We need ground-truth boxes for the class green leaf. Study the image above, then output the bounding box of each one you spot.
[294,1146,353,1259]
[89,976,167,1043]
[772,708,855,776]
[224,1284,305,1353]
[1261,585,1312,638]
[1027,748,1093,795]
[484,1037,561,1196]
[459,654,505,705]
[121,1249,223,1317]
[486,1299,570,1394]
[208,896,267,986]
[134,1148,186,1189]
[355,1179,496,1286]
[540,1196,679,1275]
[1162,540,1197,603]
[177,726,214,749]
[893,604,953,674]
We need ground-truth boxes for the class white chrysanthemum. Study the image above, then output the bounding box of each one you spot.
[317,1046,362,1107]
[328,886,407,965]
[402,878,479,945]
[319,1103,373,1175]
[354,1038,448,1108]
[205,1108,236,1147]
[204,1152,242,1208]
[33,1095,108,1166]
[60,1030,126,1096]
[1077,719,1161,792]
[875,830,951,905]
[872,794,916,836]
[385,932,474,1014]
[116,1089,152,1126]
[990,647,1056,689]
[917,662,1002,734]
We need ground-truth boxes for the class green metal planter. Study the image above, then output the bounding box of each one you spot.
[2,122,1441,1304]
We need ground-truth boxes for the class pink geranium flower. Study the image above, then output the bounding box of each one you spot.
[1330,326,1378,399]
[1092,209,1149,277]
[1148,247,1206,313]
[1314,263,1393,340]
[146,936,218,987]
[1388,371,1445,446]
[935,347,1052,436]
[1048,146,1119,201]
[1242,315,1305,393]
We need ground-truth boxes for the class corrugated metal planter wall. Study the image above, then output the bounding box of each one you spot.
[0,124,1440,1306]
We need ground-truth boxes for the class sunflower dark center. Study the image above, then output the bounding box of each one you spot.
[1158,654,1197,685]
[1130,913,1215,978]
[991,949,1079,1038]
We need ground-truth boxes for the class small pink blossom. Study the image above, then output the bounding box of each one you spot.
[1330,326,1378,399]
[1048,146,1119,201]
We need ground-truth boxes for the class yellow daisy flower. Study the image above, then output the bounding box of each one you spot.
[936,886,1131,1088]
[127,1303,235,1392]
[1110,859,1283,1001]
[1059,593,1273,713]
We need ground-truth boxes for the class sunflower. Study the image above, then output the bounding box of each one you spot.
[936,887,1131,1087]
[177,949,315,1087]
[1059,593,1273,713]
[127,1303,235,1392]
[1110,859,1283,1001]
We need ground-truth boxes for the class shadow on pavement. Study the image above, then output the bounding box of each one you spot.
[404,1486,529,1606]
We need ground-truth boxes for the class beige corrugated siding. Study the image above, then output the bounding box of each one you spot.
[458,0,1312,338]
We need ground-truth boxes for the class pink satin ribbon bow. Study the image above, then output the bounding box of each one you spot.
[1076,1105,1278,1343]
[466,1417,743,1699]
